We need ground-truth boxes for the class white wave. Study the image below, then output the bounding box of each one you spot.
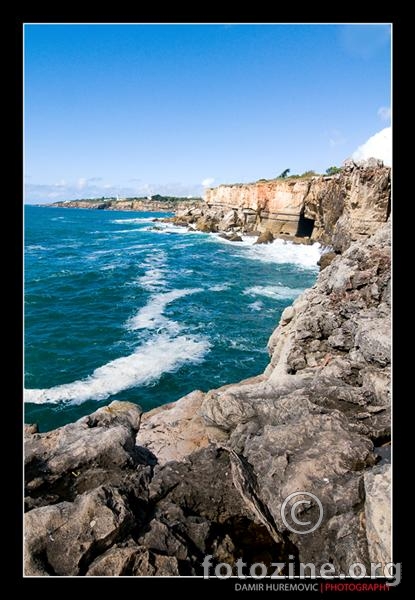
[111,217,156,224]
[24,333,210,405]
[136,250,168,291]
[141,250,167,267]
[244,239,321,269]
[126,288,202,331]
[138,268,166,291]
[248,300,264,311]
[212,234,321,269]
[244,285,305,300]
[210,283,231,292]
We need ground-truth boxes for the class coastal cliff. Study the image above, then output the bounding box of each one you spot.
[170,159,390,252]
[25,161,391,576]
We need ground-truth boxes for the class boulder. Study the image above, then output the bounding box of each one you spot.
[25,486,134,575]
[318,251,337,271]
[254,230,274,244]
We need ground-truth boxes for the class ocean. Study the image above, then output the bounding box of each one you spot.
[24,205,320,432]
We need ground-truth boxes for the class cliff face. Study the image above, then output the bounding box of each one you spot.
[303,160,390,251]
[205,178,311,236]
[25,161,391,577]
[175,160,390,252]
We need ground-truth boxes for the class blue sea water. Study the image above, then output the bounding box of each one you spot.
[24,206,320,432]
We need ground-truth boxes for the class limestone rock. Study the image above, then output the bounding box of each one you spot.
[25,401,145,508]
[364,464,391,564]
[25,486,134,575]
[136,390,210,465]
[201,164,389,248]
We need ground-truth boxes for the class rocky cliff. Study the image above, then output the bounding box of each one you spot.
[169,160,390,252]
[25,161,391,577]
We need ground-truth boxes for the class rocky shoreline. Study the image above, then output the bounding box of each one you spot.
[25,160,391,576]
[47,197,203,213]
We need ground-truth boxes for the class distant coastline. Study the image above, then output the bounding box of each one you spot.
[41,195,203,213]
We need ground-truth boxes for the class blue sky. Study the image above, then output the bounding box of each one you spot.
[24,23,391,203]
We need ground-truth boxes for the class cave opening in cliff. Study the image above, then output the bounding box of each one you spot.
[296,211,315,238]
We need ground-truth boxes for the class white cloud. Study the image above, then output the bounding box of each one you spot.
[77,177,87,190]
[377,106,391,122]
[201,177,215,187]
[351,126,391,166]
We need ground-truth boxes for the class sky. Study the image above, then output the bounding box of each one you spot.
[24,23,391,203]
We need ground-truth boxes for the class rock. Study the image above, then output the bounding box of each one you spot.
[218,209,237,230]
[364,464,391,564]
[25,423,38,435]
[195,216,218,233]
[255,230,274,244]
[25,485,134,575]
[86,541,140,576]
[85,539,181,576]
[25,401,146,507]
[132,550,180,576]
[146,445,282,569]
[136,390,211,465]
[355,319,390,366]
[218,232,243,242]
[318,251,337,270]
[280,306,295,324]
[171,219,191,227]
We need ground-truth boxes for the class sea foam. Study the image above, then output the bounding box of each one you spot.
[126,288,202,332]
[243,239,321,269]
[111,217,156,224]
[24,333,210,405]
[212,235,321,269]
[244,285,305,300]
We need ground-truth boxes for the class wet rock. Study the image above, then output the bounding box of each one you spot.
[219,232,243,242]
[255,230,274,244]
